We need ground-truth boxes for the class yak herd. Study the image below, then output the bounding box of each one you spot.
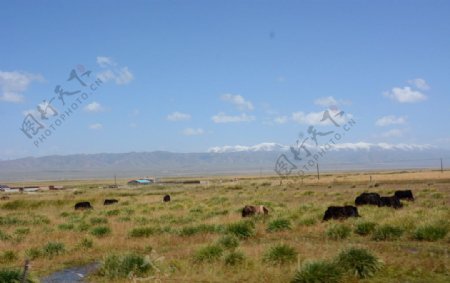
[74,189,414,223]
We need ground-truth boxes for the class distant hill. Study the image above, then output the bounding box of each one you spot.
[0,143,448,181]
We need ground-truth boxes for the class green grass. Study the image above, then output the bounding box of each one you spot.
[372,224,404,241]
[224,251,246,266]
[335,247,382,279]
[42,242,65,258]
[226,221,255,239]
[267,218,292,232]
[90,226,111,237]
[292,261,343,283]
[413,224,448,241]
[193,245,224,263]
[354,221,377,236]
[263,243,297,265]
[217,234,240,250]
[326,224,352,240]
[100,253,152,279]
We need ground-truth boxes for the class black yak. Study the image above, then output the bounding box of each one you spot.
[323,206,360,221]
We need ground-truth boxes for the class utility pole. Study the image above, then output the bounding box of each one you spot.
[316,163,320,180]
[114,174,117,188]
[440,158,443,173]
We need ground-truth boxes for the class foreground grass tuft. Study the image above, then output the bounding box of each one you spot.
[100,253,152,279]
[224,251,246,266]
[263,243,297,265]
[267,218,292,232]
[226,221,255,239]
[193,245,223,263]
[0,268,34,283]
[326,224,351,240]
[372,225,403,241]
[354,221,377,236]
[335,247,382,278]
[292,261,342,283]
[413,224,448,241]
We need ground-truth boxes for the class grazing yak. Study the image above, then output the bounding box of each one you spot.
[0,195,10,200]
[242,205,269,217]
[104,199,118,205]
[394,190,414,201]
[355,192,381,206]
[379,196,403,209]
[163,194,171,202]
[74,201,93,210]
[323,206,360,221]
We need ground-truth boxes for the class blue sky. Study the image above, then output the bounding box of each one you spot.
[1,0,449,159]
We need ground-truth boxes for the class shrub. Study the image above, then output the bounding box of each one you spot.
[101,253,152,279]
[129,227,160,238]
[413,225,448,241]
[224,251,245,266]
[292,260,343,283]
[354,222,377,236]
[90,226,111,237]
[326,224,351,240]
[0,230,10,240]
[263,243,297,265]
[76,222,91,232]
[372,225,403,241]
[217,235,240,250]
[90,217,108,225]
[42,242,65,258]
[335,248,382,278]
[193,245,223,263]
[227,221,255,239]
[267,218,292,232]
[0,268,34,283]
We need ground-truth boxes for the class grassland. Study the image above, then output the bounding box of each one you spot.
[0,170,449,282]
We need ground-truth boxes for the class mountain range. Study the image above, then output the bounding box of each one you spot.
[0,142,448,181]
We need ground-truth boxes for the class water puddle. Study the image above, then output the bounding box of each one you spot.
[40,262,100,283]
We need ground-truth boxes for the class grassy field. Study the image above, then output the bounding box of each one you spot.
[0,170,449,282]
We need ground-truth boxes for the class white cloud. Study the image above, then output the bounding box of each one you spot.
[408,78,430,91]
[0,71,44,103]
[84,102,104,112]
[314,96,338,107]
[89,123,103,130]
[375,115,407,127]
[291,109,350,126]
[221,94,254,111]
[96,56,116,68]
[182,128,204,136]
[96,56,134,85]
[167,111,191,121]
[211,112,255,123]
[381,129,404,138]
[208,142,433,153]
[383,86,427,103]
[274,116,288,124]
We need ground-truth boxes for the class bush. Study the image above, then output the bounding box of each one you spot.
[0,268,34,283]
[413,225,448,241]
[354,222,377,236]
[101,253,152,279]
[267,218,292,232]
[224,251,245,266]
[292,261,343,283]
[227,221,255,239]
[372,225,403,241]
[326,224,351,240]
[217,235,239,250]
[129,227,160,238]
[90,226,111,237]
[335,248,382,278]
[42,242,65,258]
[193,245,223,263]
[263,243,297,265]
